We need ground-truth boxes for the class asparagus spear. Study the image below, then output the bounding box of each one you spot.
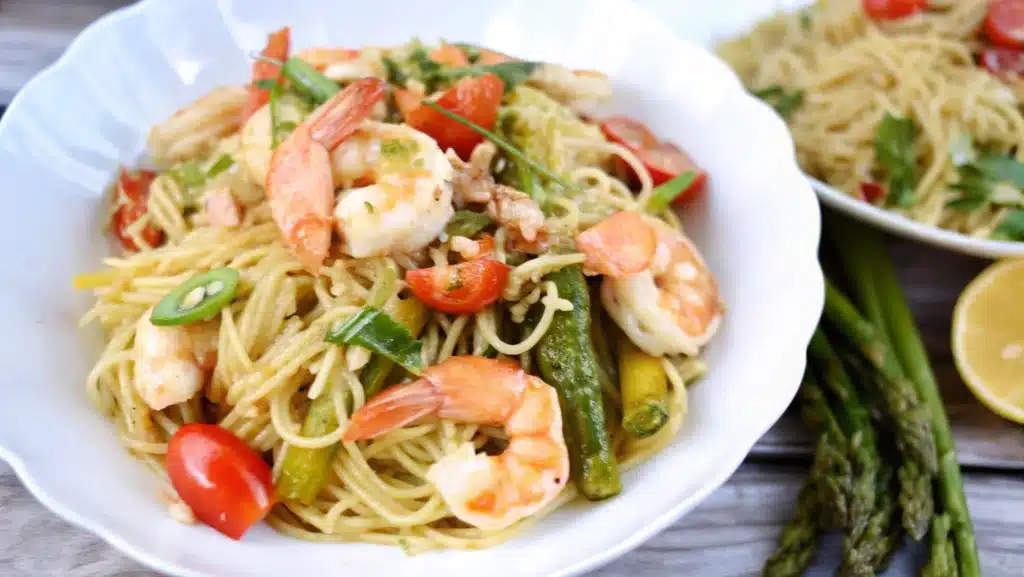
[800,372,852,527]
[822,280,937,474]
[762,479,824,577]
[762,371,831,576]
[822,280,936,540]
[922,514,958,577]
[808,328,882,573]
[842,464,901,576]
[831,219,979,576]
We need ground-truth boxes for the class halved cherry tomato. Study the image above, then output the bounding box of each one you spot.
[111,170,163,252]
[400,73,505,159]
[599,116,708,200]
[430,44,470,66]
[862,0,928,20]
[406,258,510,314]
[986,0,1024,49]
[243,26,290,122]
[166,424,275,541]
[981,46,1024,77]
[860,181,887,204]
[118,168,155,202]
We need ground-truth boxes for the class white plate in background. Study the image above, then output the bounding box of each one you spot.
[640,0,1024,260]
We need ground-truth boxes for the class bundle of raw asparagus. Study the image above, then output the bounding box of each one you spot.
[763,216,979,577]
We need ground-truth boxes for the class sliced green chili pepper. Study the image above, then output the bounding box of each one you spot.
[445,210,493,238]
[151,267,240,326]
[324,307,424,375]
[282,57,341,105]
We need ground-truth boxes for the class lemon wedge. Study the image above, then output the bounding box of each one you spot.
[952,259,1024,423]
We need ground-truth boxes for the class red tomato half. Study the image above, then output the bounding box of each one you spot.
[981,46,1024,77]
[862,0,928,20]
[599,116,708,201]
[986,0,1024,49]
[243,26,291,122]
[166,424,276,540]
[111,170,163,252]
[401,73,505,159]
[406,259,510,314]
[859,181,887,204]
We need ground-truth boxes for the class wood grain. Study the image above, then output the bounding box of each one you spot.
[1,1,1023,576]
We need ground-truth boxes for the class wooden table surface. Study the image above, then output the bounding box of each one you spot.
[2,1,1024,576]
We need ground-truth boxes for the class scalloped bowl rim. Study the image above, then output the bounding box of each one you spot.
[812,177,1024,260]
[0,1,824,576]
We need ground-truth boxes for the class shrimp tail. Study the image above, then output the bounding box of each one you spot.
[308,78,387,148]
[343,379,442,441]
[291,214,334,273]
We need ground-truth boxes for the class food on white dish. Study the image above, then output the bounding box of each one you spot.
[719,0,1024,243]
[74,31,722,552]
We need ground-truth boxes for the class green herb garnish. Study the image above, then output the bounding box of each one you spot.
[947,134,1024,212]
[992,209,1024,241]
[443,61,539,93]
[752,85,804,120]
[325,307,424,375]
[647,171,698,212]
[383,56,407,85]
[254,78,278,90]
[420,99,577,191]
[445,210,493,238]
[874,113,917,207]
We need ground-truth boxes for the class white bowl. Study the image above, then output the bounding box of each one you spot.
[0,0,823,576]
[638,0,1024,260]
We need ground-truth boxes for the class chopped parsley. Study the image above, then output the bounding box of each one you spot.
[752,85,804,120]
[364,201,375,213]
[947,133,1024,213]
[874,113,917,207]
[993,209,1024,241]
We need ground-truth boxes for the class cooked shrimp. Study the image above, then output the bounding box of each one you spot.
[527,64,612,105]
[265,78,386,272]
[601,218,723,357]
[133,310,217,411]
[343,356,569,531]
[147,86,248,166]
[450,142,545,244]
[204,188,242,228]
[331,121,455,258]
[296,46,386,84]
[575,211,655,277]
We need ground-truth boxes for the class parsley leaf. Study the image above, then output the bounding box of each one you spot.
[947,134,1024,212]
[382,56,407,86]
[752,85,804,120]
[442,61,539,93]
[874,113,917,207]
[992,209,1024,241]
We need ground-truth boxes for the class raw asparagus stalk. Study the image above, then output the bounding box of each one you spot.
[762,479,824,577]
[842,464,900,576]
[822,280,936,540]
[800,371,852,527]
[922,514,958,577]
[831,219,978,576]
[808,328,881,567]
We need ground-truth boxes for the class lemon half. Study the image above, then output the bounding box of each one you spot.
[952,259,1024,423]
